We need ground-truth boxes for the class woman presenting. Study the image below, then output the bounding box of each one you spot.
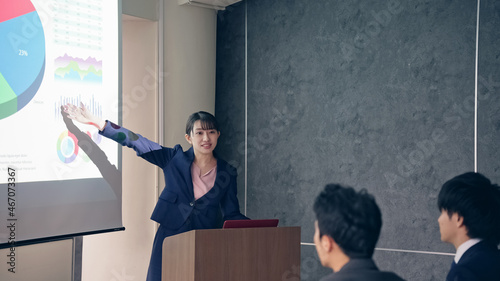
[64,103,248,281]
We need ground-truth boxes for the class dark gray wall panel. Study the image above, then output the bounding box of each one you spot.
[300,245,333,281]
[300,245,453,281]
[244,0,475,250]
[215,0,496,280]
[478,0,500,183]
[373,250,452,281]
[215,2,247,210]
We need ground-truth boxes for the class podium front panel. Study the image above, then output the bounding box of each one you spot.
[162,227,300,281]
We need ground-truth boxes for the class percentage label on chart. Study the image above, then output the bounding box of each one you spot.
[19,49,28,56]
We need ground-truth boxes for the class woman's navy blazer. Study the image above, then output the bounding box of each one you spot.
[100,121,248,231]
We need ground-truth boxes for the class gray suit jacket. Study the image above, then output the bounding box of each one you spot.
[320,258,405,281]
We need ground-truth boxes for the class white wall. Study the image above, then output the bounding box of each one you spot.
[82,0,219,280]
[81,1,160,280]
[162,0,218,148]
[123,0,159,21]
[81,17,159,281]
[0,239,73,281]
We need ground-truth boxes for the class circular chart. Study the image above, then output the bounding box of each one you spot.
[0,0,46,120]
[57,130,79,163]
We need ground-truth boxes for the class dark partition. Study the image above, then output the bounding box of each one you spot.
[216,1,499,280]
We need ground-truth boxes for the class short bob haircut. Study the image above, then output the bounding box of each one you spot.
[438,172,500,245]
[185,111,219,135]
[313,184,382,258]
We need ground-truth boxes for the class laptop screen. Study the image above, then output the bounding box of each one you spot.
[222,219,279,229]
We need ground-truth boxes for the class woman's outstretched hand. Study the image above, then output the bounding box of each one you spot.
[63,102,106,131]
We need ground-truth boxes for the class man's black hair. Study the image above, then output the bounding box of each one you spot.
[438,172,500,245]
[313,184,382,258]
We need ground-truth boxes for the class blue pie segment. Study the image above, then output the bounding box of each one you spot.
[0,0,46,120]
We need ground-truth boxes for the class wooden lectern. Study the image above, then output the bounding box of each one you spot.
[162,227,301,281]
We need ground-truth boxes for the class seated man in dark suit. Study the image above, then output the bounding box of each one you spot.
[437,172,500,281]
[313,184,405,281]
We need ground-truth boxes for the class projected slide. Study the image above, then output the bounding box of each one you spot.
[0,0,46,120]
[0,0,119,184]
[0,0,122,247]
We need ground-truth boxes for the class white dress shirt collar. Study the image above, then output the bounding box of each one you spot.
[454,238,482,263]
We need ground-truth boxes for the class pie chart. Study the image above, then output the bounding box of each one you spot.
[57,130,79,164]
[0,0,46,120]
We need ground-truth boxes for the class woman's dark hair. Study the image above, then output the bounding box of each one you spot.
[313,184,382,258]
[438,172,500,245]
[185,111,219,135]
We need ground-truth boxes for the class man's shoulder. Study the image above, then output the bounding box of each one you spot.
[320,265,405,281]
[460,241,500,264]
[451,242,500,281]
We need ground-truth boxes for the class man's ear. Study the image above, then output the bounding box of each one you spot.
[320,235,335,253]
[456,214,465,228]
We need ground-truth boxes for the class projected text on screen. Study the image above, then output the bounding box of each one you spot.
[0,0,122,247]
[0,0,119,184]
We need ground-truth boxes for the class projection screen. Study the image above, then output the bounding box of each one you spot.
[0,0,123,248]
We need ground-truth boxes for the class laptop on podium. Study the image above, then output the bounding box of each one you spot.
[222,219,279,229]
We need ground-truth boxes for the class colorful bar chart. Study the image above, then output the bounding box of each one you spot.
[54,95,103,120]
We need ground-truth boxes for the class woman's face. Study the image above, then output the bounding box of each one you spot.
[185,120,220,156]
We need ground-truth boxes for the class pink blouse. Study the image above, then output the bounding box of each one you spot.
[191,163,217,200]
